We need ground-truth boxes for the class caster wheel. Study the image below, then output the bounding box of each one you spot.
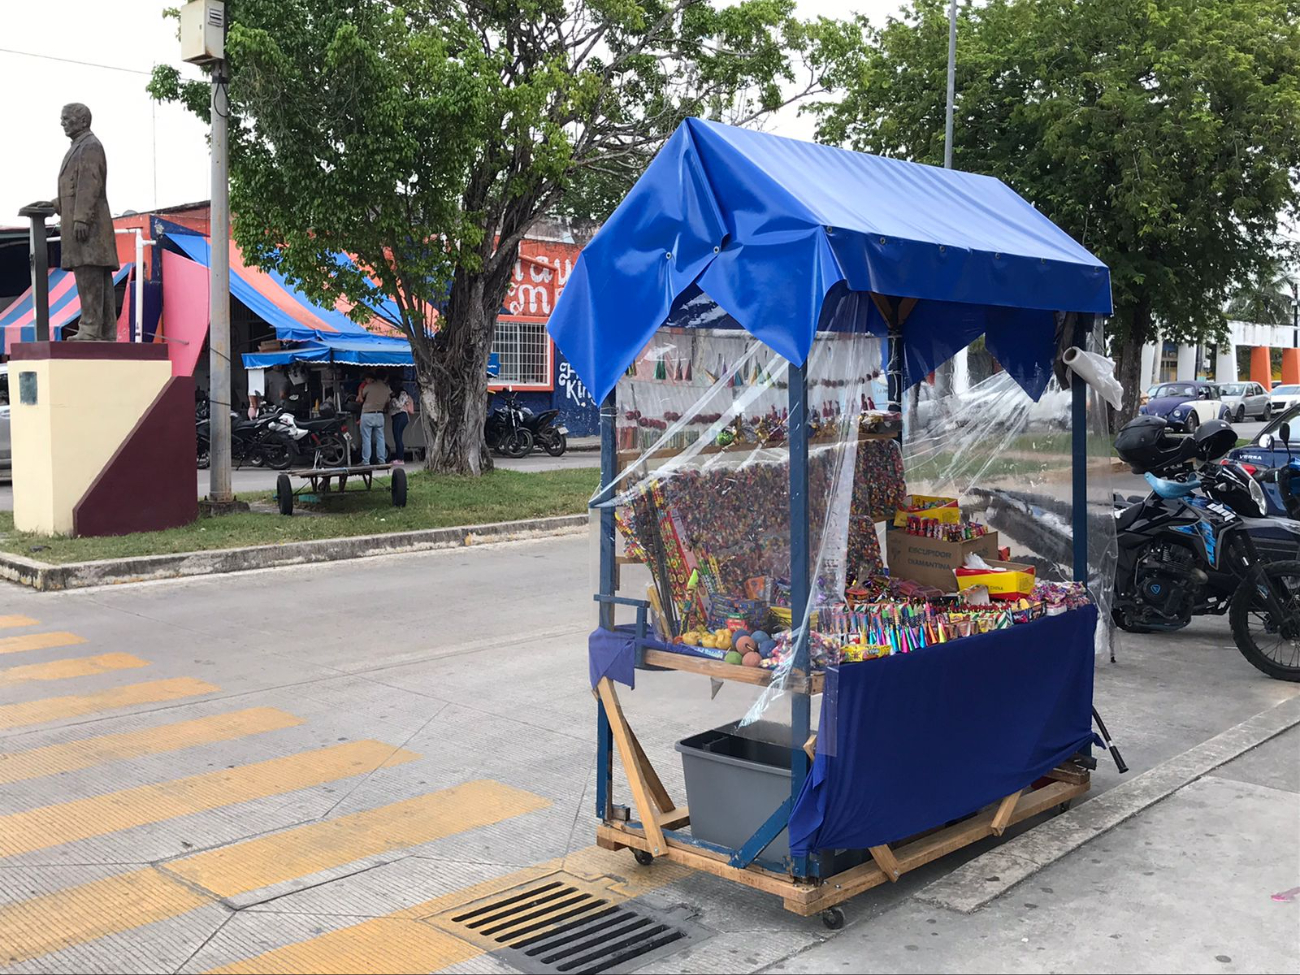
[821,908,845,931]
[632,850,655,866]
[1057,800,1072,814]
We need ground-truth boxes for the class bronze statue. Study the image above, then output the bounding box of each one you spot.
[28,103,119,341]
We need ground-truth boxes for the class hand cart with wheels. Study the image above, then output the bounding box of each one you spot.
[274,464,407,516]
[548,118,1123,929]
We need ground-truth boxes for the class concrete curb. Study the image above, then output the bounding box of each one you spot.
[0,513,589,591]
[916,692,1300,914]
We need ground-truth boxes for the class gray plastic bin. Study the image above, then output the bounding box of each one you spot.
[675,722,866,873]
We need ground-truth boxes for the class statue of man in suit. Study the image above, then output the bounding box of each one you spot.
[28,103,120,341]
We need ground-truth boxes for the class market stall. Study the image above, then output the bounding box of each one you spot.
[548,118,1116,925]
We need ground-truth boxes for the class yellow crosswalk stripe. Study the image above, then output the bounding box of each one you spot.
[165,780,550,897]
[0,780,551,965]
[0,739,417,858]
[0,652,149,686]
[0,677,219,731]
[0,615,39,629]
[205,846,691,975]
[0,707,304,785]
[0,631,87,656]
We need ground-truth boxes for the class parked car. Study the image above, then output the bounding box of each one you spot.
[1137,380,1229,432]
[0,364,10,482]
[1218,381,1272,422]
[1270,384,1300,414]
[1227,403,1300,515]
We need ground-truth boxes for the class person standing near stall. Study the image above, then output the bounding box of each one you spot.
[388,381,414,466]
[356,372,391,465]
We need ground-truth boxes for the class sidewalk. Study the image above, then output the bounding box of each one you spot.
[767,726,1300,975]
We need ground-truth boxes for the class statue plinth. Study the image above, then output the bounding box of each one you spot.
[10,342,197,537]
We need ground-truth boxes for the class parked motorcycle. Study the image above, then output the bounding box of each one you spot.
[496,389,568,457]
[485,387,534,458]
[263,411,349,468]
[1112,416,1300,681]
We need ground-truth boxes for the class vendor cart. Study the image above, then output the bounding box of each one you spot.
[274,464,407,516]
[547,119,1118,927]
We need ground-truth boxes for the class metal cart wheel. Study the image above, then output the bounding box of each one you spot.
[276,474,293,516]
[632,849,655,867]
[820,907,845,931]
[391,467,408,507]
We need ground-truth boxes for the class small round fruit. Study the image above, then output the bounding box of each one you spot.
[724,650,744,665]
[742,651,761,667]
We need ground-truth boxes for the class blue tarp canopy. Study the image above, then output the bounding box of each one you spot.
[242,337,413,369]
[548,118,1112,404]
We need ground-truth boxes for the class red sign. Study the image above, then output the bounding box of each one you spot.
[505,240,581,318]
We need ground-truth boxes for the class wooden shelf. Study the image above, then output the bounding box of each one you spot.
[640,648,824,694]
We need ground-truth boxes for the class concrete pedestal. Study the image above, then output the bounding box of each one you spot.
[1215,345,1238,383]
[10,342,197,537]
[1251,346,1273,391]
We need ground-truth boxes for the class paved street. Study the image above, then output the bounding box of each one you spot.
[0,534,1292,973]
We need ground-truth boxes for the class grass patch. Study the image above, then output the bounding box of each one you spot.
[0,467,599,564]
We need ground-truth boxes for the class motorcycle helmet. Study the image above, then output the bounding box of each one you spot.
[1192,418,1237,462]
[1114,415,1193,473]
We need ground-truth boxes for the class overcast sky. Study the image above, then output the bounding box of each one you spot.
[0,0,906,225]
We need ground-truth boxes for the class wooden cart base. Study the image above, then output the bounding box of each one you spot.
[594,677,1089,920]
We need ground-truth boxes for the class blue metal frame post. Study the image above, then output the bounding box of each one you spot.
[788,362,812,879]
[1071,315,1091,583]
[595,390,618,820]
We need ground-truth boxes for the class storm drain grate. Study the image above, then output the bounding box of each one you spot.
[432,874,708,974]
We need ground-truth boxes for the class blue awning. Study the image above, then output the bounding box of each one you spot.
[242,337,414,369]
[548,118,1112,403]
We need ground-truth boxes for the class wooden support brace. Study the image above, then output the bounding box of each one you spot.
[803,734,817,763]
[595,678,668,856]
[869,844,902,882]
[990,790,1022,836]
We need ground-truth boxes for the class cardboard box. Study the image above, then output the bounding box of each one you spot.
[956,559,1036,599]
[894,494,961,528]
[885,528,1000,593]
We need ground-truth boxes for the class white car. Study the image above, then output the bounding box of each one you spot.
[1271,384,1300,414]
[1219,381,1272,422]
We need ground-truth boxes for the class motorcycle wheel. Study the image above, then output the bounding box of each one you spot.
[197,438,210,470]
[317,435,347,467]
[262,443,293,471]
[1229,560,1300,681]
[543,431,568,457]
[502,428,534,459]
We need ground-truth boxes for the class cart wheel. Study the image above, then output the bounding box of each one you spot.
[820,908,845,931]
[276,474,293,516]
[1056,800,1072,815]
[632,849,655,867]
[391,466,408,507]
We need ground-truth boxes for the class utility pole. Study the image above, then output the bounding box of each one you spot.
[207,57,233,504]
[944,0,957,171]
[933,0,961,410]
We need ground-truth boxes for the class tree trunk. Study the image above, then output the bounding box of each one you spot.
[423,252,520,475]
[1112,294,1152,431]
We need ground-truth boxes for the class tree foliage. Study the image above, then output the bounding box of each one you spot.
[811,0,1300,419]
[150,0,827,472]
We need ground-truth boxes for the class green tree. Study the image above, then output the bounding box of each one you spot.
[1225,262,1297,327]
[811,0,1300,423]
[150,0,824,473]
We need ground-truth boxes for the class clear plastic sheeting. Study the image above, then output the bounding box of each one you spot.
[597,320,1112,751]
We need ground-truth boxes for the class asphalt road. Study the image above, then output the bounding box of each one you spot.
[0,535,1292,972]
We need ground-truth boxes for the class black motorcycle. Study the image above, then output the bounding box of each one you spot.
[502,389,567,457]
[1113,416,1300,681]
[485,387,534,459]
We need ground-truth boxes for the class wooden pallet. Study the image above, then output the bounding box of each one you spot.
[594,676,1089,918]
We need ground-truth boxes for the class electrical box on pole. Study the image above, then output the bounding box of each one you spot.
[180,1,225,65]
